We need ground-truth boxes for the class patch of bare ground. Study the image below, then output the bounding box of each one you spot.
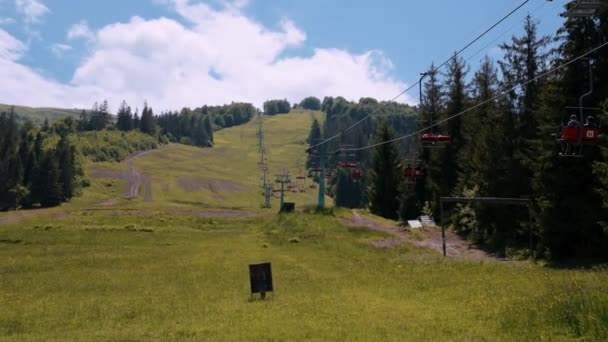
[90,150,153,202]
[0,212,35,225]
[177,177,247,194]
[370,239,403,248]
[96,198,119,206]
[191,210,257,218]
[0,211,71,226]
[339,211,407,248]
[410,228,489,259]
[79,208,257,219]
[340,211,489,259]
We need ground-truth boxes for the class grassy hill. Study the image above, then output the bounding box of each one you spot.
[1,110,608,340]
[0,103,81,124]
[76,110,328,210]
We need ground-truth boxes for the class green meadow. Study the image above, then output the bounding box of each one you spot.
[1,110,608,340]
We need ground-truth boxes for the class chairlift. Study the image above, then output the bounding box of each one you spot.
[558,59,601,158]
[351,169,364,182]
[417,71,452,147]
[402,161,425,184]
[420,133,451,146]
[339,161,360,168]
[567,0,602,18]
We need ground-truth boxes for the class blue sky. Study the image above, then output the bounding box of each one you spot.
[0,0,567,110]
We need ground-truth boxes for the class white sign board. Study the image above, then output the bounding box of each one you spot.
[407,220,423,228]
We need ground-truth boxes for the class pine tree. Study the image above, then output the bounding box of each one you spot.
[306,119,323,170]
[140,104,157,136]
[0,110,20,209]
[28,133,46,207]
[203,115,214,144]
[116,100,134,131]
[36,153,63,207]
[418,65,444,213]
[56,135,75,201]
[78,110,89,131]
[368,120,401,219]
[438,53,468,199]
[335,169,364,208]
[88,100,111,131]
[133,109,140,130]
[531,3,608,258]
[191,115,209,147]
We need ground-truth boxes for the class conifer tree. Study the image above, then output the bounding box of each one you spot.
[306,119,322,170]
[438,53,468,199]
[418,65,444,213]
[116,100,134,131]
[203,115,214,144]
[140,104,157,136]
[56,135,75,201]
[133,109,140,130]
[368,120,401,219]
[36,153,63,207]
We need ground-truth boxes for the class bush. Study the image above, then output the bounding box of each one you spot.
[71,130,161,162]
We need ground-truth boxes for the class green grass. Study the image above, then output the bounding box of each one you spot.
[1,213,607,340]
[83,110,329,211]
[0,103,81,124]
[1,109,608,340]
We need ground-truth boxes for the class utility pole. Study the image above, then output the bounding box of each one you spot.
[257,112,272,208]
[306,138,327,209]
[275,170,291,211]
[317,148,326,209]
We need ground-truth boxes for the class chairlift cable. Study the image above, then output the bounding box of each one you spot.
[340,40,608,152]
[306,0,532,152]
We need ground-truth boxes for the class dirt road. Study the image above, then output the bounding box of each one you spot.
[340,211,489,258]
[91,150,153,202]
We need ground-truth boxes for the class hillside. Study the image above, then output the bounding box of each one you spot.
[1,110,607,340]
[0,103,82,124]
[74,110,328,210]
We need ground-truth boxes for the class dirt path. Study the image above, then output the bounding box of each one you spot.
[125,151,153,202]
[91,150,154,202]
[340,211,489,258]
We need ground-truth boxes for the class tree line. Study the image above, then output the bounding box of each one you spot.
[0,100,258,210]
[314,4,608,259]
[78,100,257,147]
[156,103,256,147]
[306,97,418,208]
[0,110,82,210]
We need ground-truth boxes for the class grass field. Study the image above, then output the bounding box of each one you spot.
[79,110,329,211]
[1,110,608,340]
[2,212,608,340]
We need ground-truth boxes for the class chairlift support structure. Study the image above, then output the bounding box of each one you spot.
[566,0,602,18]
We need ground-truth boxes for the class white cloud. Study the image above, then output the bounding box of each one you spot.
[0,0,413,110]
[0,18,16,25]
[67,20,94,41]
[0,28,25,60]
[0,29,98,108]
[50,43,72,58]
[15,0,49,24]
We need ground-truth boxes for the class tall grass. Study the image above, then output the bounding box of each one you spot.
[1,212,608,339]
